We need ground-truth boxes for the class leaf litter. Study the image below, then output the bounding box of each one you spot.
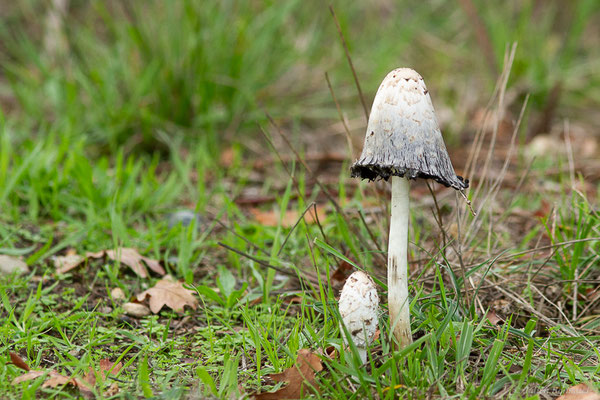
[54,247,165,277]
[136,275,198,314]
[252,349,323,399]
[10,351,122,398]
[557,383,600,400]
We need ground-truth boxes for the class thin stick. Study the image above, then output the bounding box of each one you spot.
[454,193,473,314]
[214,218,269,255]
[329,5,369,121]
[259,126,340,267]
[263,111,373,253]
[218,242,318,287]
[456,0,498,76]
[358,210,383,254]
[564,119,575,186]
[427,182,448,255]
[277,202,319,257]
[325,72,354,158]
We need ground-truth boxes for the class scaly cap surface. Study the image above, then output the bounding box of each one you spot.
[351,68,468,190]
[339,271,379,348]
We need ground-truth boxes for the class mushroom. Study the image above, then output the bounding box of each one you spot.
[338,270,379,363]
[351,68,468,348]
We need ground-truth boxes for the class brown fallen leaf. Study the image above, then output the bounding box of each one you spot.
[56,247,165,277]
[10,351,121,397]
[10,352,79,389]
[250,206,327,228]
[83,358,123,387]
[485,310,503,326]
[253,349,323,400]
[54,254,85,274]
[9,352,30,371]
[11,367,85,392]
[557,383,600,400]
[137,276,198,314]
[219,146,235,168]
[330,260,353,289]
[102,248,165,277]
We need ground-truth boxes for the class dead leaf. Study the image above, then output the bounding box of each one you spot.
[54,254,85,273]
[253,349,323,399]
[12,370,47,384]
[136,276,198,314]
[220,146,235,167]
[12,369,76,388]
[250,206,327,228]
[557,383,600,400]
[43,373,75,388]
[9,352,30,371]
[83,358,123,387]
[103,248,165,277]
[11,355,122,397]
[486,310,503,326]
[330,260,353,289]
[99,359,122,376]
[0,255,29,275]
[56,247,165,277]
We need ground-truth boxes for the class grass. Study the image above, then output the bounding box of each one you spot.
[1,0,600,398]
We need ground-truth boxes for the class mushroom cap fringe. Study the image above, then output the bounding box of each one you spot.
[350,68,468,190]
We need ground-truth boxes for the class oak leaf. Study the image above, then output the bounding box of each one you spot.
[137,277,198,314]
[253,349,323,399]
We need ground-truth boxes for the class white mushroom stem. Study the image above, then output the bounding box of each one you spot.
[388,176,412,347]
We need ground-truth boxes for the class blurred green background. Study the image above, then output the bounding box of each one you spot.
[1,0,598,155]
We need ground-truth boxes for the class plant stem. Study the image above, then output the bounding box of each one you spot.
[388,176,412,347]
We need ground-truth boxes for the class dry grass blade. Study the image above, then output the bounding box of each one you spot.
[456,0,498,75]
[263,111,384,268]
[325,72,355,158]
[328,5,369,122]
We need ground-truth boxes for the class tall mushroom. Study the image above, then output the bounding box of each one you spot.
[351,68,468,348]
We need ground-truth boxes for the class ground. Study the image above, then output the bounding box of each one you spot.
[0,1,599,399]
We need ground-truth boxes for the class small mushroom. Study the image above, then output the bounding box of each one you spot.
[351,68,468,348]
[338,271,379,363]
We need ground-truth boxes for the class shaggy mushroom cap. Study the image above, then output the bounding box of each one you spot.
[350,68,468,190]
[339,271,379,348]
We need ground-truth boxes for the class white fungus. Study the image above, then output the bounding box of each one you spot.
[339,271,379,363]
[351,67,468,348]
